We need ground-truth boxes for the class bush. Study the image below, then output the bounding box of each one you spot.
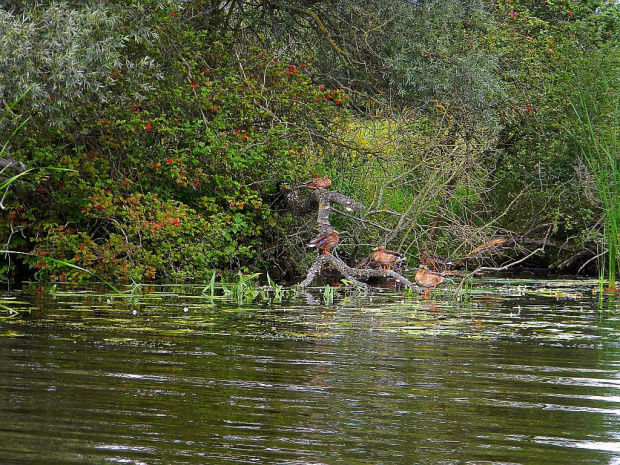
[1,6,348,283]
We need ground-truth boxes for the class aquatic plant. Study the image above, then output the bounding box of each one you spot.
[126,281,146,296]
[455,276,474,302]
[570,68,619,286]
[264,273,291,303]
[323,284,336,306]
[222,272,262,305]
[201,270,218,298]
[200,271,298,306]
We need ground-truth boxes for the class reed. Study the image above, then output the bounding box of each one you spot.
[201,270,218,297]
[570,72,619,286]
[222,272,262,305]
[265,273,288,303]
[322,284,335,305]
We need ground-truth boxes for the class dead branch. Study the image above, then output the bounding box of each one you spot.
[452,246,545,296]
[310,188,364,234]
[551,248,596,273]
[475,246,545,273]
[299,253,418,290]
[300,188,417,292]
[0,157,27,175]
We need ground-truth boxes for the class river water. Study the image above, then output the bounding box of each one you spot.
[1,276,620,464]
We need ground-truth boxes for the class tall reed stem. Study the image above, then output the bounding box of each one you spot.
[571,72,619,285]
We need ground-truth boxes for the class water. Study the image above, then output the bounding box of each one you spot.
[2,276,620,464]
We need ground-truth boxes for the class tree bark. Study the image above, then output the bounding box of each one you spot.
[0,157,27,174]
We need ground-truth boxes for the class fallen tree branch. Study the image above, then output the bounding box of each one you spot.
[299,253,419,291]
[299,186,420,292]
[311,189,364,234]
[476,246,545,273]
[551,248,595,273]
[578,250,605,275]
[453,246,545,296]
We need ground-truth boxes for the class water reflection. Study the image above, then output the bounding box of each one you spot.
[0,278,620,463]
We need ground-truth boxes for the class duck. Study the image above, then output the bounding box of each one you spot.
[372,246,405,270]
[306,230,339,255]
[303,173,331,190]
[415,264,446,299]
[420,250,454,272]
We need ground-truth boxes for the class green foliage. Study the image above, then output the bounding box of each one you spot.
[199,271,295,305]
[380,0,501,112]
[1,0,619,284]
[1,249,121,293]
[471,1,620,238]
[0,4,349,283]
[221,272,262,305]
[244,0,503,119]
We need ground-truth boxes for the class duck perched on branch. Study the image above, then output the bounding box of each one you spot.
[372,246,406,270]
[415,264,447,299]
[306,229,339,255]
[420,250,454,272]
[303,173,331,190]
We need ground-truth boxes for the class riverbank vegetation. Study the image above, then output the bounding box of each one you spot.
[1,0,619,285]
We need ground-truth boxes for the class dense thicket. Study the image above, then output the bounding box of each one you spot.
[1,0,618,283]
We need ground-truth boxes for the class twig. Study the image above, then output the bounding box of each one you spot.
[578,250,605,275]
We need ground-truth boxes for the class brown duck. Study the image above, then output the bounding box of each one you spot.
[372,246,405,270]
[415,264,446,299]
[303,174,332,190]
[306,230,339,255]
[420,250,454,272]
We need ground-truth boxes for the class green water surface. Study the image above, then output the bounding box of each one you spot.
[1,276,620,464]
